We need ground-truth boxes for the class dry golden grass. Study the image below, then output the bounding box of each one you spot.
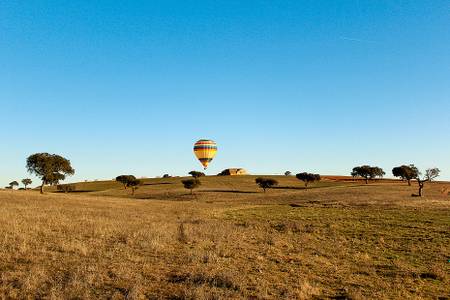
[0,176,449,299]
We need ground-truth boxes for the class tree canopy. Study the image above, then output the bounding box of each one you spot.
[115,175,137,189]
[189,171,205,178]
[255,177,278,193]
[392,165,419,185]
[21,178,32,189]
[296,172,321,187]
[26,153,75,194]
[351,165,385,184]
[126,178,142,195]
[182,179,201,194]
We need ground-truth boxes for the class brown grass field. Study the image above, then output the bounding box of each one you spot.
[0,176,449,299]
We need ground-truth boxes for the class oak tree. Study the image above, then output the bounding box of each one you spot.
[255,177,278,193]
[296,172,321,187]
[116,175,136,189]
[392,165,419,186]
[351,165,385,184]
[182,179,201,195]
[26,153,75,194]
[21,178,32,190]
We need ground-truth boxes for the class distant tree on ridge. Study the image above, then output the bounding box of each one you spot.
[351,165,385,184]
[21,178,32,190]
[296,172,321,188]
[189,171,205,178]
[9,181,19,190]
[116,175,136,189]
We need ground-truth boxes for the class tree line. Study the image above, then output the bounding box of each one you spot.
[5,152,442,198]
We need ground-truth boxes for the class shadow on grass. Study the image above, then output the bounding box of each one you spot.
[272,186,307,190]
[200,190,258,194]
[53,190,96,193]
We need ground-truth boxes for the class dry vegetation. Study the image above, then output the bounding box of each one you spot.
[0,176,449,299]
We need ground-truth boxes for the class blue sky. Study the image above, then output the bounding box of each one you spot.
[1,1,449,186]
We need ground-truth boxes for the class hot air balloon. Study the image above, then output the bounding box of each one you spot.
[193,139,217,170]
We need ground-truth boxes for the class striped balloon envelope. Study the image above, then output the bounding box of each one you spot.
[193,139,217,170]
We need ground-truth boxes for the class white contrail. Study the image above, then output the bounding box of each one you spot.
[339,36,378,44]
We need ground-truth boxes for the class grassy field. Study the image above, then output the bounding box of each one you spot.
[0,176,449,299]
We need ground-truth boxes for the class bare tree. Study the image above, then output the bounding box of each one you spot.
[415,168,440,197]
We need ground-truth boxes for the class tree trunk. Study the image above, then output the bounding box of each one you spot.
[418,182,424,197]
[407,179,411,186]
[365,178,369,184]
[40,181,45,194]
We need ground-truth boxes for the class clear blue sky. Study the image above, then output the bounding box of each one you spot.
[1,1,449,186]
